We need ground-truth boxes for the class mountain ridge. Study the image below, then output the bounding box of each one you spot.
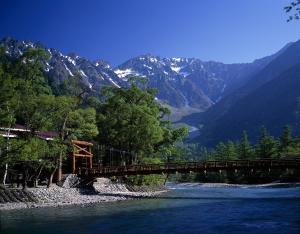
[1,36,289,111]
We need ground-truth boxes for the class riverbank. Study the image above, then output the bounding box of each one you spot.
[0,178,167,211]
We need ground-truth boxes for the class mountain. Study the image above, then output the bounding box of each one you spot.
[1,37,277,114]
[114,54,274,111]
[0,37,124,95]
[190,40,300,146]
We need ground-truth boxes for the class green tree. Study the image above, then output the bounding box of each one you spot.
[48,96,98,181]
[197,146,212,160]
[279,125,292,152]
[212,141,238,160]
[44,139,67,187]
[213,142,227,160]
[0,47,100,186]
[16,138,49,188]
[16,48,51,95]
[97,78,188,164]
[255,126,278,158]
[0,49,20,184]
[238,131,254,159]
[282,138,300,157]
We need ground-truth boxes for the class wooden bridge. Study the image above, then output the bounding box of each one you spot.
[76,158,300,177]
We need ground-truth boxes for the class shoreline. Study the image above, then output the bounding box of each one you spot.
[0,188,167,211]
[1,181,299,211]
[0,177,168,211]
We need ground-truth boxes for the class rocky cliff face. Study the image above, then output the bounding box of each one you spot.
[114,54,273,110]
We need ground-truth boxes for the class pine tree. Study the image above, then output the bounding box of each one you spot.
[238,131,254,159]
[255,126,277,158]
[279,125,292,152]
[214,142,227,160]
[225,141,238,160]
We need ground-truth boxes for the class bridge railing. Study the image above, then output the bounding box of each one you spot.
[77,158,300,176]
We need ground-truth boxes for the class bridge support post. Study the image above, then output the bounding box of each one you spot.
[72,155,76,174]
[89,157,93,169]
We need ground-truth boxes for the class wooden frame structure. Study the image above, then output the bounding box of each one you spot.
[71,140,93,174]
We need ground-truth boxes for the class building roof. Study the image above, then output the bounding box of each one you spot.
[0,124,58,141]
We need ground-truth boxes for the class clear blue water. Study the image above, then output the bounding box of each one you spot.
[1,183,300,234]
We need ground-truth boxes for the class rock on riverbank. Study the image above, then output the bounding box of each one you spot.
[0,177,167,211]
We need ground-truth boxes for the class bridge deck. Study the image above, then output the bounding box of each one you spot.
[77,159,300,177]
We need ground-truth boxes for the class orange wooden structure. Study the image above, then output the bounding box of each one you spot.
[71,140,93,174]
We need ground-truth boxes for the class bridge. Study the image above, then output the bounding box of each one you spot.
[76,158,300,177]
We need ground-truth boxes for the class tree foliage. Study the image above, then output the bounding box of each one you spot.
[255,126,278,158]
[238,131,254,159]
[97,78,188,162]
[0,47,98,186]
[285,0,300,21]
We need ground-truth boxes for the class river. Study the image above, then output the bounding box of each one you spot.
[1,183,300,234]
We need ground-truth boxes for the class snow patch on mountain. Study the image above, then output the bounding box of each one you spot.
[172,57,182,62]
[79,70,87,77]
[143,64,153,70]
[109,78,121,88]
[67,56,76,66]
[64,64,74,76]
[149,57,158,63]
[115,68,137,78]
[170,66,182,73]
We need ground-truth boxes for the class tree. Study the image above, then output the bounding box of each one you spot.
[16,48,51,95]
[212,141,238,160]
[44,139,67,187]
[225,141,239,160]
[282,138,300,157]
[255,126,278,158]
[0,48,56,186]
[0,46,101,186]
[16,137,49,188]
[0,49,20,184]
[48,96,98,181]
[213,142,227,160]
[238,131,254,159]
[279,125,292,152]
[199,146,215,160]
[285,0,300,21]
[97,77,188,164]
[14,93,98,183]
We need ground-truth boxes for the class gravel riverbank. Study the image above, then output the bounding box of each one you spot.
[0,178,167,211]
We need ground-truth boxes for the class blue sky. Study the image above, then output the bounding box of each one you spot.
[1,0,299,66]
